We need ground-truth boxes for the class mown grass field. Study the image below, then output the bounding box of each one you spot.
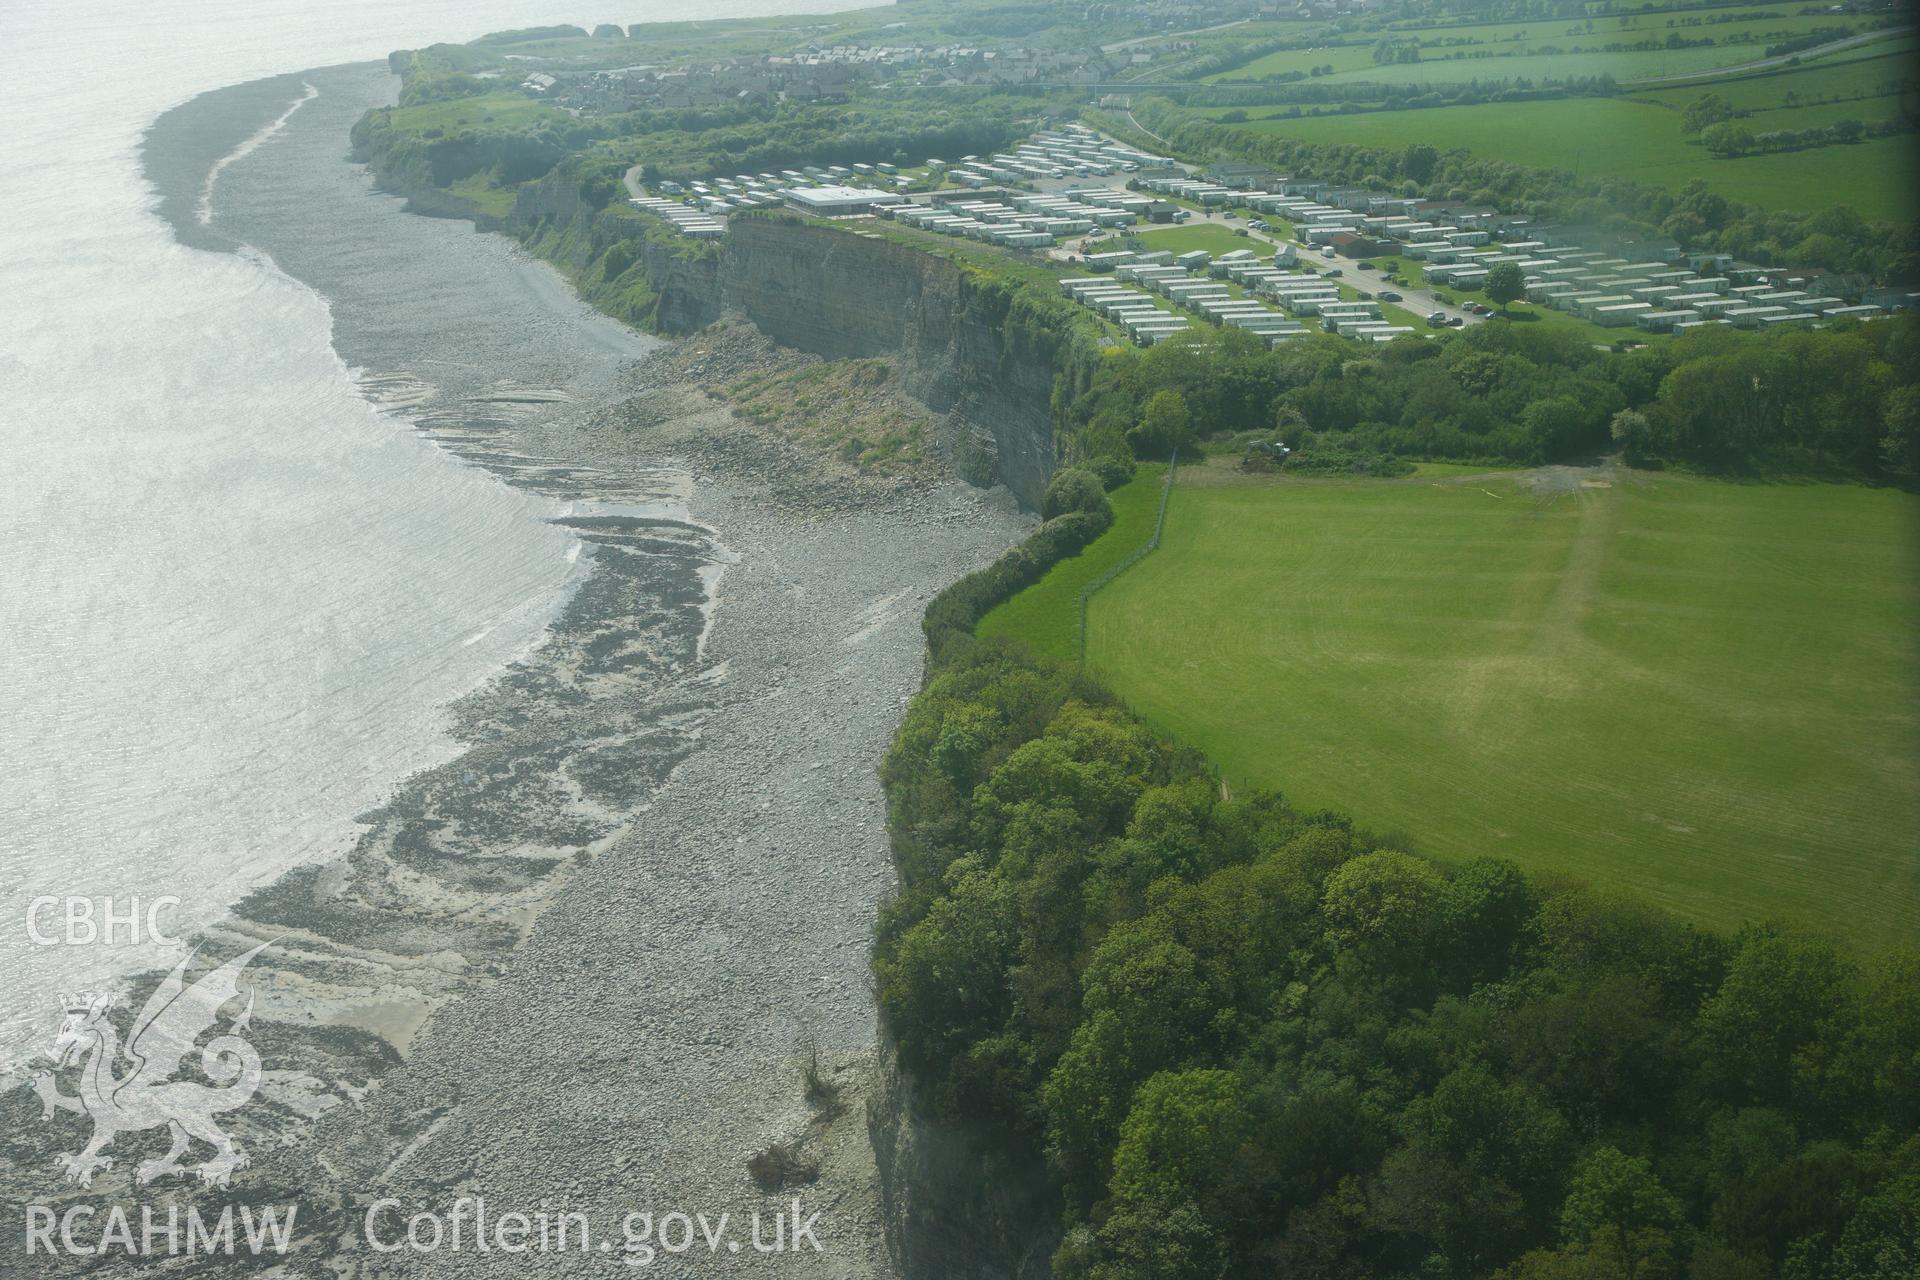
[1129,223,1261,257]
[1197,87,1917,219]
[977,464,1167,661]
[1062,465,1920,943]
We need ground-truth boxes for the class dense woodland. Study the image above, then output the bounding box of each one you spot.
[875,625,1920,1280]
[1058,315,1919,479]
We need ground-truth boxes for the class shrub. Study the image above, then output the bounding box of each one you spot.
[1042,468,1112,521]
[601,241,637,280]
[1084,455,1138,491]
[746,1143,819,1190]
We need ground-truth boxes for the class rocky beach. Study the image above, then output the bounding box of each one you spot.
[0,60,1026,1276]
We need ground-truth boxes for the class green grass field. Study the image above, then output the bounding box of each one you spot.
[978,464,1167,661]
[1632,43,1916,110]
[1199,90,1916,219]
[1208,6,1888,83]
[1129,224,1259,257]
[1055,466,1920,943]
[386,91,571,133]
[1203,97,1677,172]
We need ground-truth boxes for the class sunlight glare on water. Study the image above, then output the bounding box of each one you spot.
[0,0,873,1060]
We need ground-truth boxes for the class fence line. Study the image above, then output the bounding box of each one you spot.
[1077,447,1179,666]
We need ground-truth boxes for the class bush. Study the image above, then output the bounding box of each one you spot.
[1085,455,1138,491]
[601,241,637,280]
[1284,446,1414,477]
[746,1143,819,1190]
[1042,468,1112,521]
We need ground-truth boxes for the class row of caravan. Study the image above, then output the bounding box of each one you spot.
[1060,255,1415,348]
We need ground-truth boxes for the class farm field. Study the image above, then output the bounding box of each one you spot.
[1072,466,1920,943]
[1209,6,1889,83]
[1200,97,1675,176]
[1196,94,1916,219]
[1322,45,1778,86]
[1632,42,1916,109]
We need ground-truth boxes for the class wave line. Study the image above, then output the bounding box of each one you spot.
[196,81,318,226]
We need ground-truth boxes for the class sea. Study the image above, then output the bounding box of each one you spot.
[0,0,868,1062]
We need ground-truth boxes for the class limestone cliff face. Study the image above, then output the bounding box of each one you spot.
[360,140,1089,506]
[645,235,725,334]
[868,1044,1061,1278]
[506,171,725,333]
[506,176,1084,506]
[715,218,1066,508]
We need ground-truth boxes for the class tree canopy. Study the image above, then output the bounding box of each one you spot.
[876,637,1920,1280]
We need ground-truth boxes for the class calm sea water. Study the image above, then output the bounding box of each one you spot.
[0,0,866,1060]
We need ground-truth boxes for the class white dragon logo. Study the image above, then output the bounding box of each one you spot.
[30,942,268,1188]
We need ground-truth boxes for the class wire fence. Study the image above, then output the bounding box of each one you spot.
[1077,447,1179,666]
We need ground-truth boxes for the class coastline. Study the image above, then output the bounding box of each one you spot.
[0,60,1026,1276]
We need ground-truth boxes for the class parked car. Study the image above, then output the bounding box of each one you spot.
[1323,267,1343,278]
[1356,260,1375,270]
[1378,290,1402,302]
[1450,316,1466,327]
[1428,312,1448,327]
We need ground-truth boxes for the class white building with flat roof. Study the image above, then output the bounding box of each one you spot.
[782,185,883,216]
